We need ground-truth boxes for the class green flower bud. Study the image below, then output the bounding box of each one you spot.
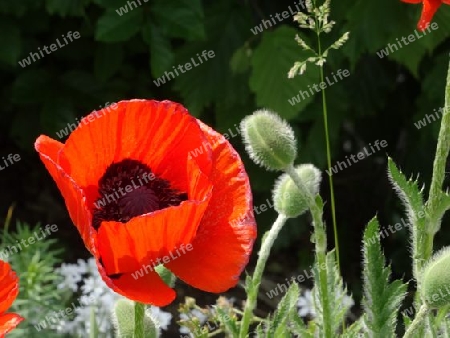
[422,247,450,309]
[240,109,297,171]
[273,164,321,217]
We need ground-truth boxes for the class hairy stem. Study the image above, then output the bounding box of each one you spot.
[403,304,429,338]
[134,302,145,338]
[285,164,332,338]
[239,214,288,338]
[421,59,450,287]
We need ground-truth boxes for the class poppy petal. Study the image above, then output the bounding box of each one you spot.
[442,0,450,4]
[59,100,212,197]
[417,0,441,30]
[400,0,422,3]
[0,313,23,336]
[97,197,211,276]
[97,157,212,276]
[96,261,175,306]
[166,121,256,292]
[0,262,18,315]
[34,136,95,254]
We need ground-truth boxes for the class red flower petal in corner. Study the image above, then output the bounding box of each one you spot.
[35,100,257,306]
[401,0,450,31]
[0,261,23,337]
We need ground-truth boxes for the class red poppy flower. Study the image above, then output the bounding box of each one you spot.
[0,260,23,337]
[401,0,450,31]
[35,99,256,306]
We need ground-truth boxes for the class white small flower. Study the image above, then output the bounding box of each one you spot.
[148,306,172,330]
[56,257,172,337]
[297,289,354,318]
[297,289,315,318]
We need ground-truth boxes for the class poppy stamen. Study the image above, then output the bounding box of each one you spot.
[92,159,187,230]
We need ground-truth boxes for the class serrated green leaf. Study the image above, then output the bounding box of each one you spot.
[94,43,124,82]
[250,26,319,120]
[142,22,174,78]
[362,217,408,337]
[214,306,239,336]
[152,0,205,41]
[265,283,300,337]
[289,313,314,338]
[312,250,353,336]
[95,8,143,42]
[253,323,266,338]
[0,20,21,66]
[387,157,425,229]
[341,317,364,338]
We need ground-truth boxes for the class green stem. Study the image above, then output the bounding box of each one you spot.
[316,14,340,276]
[90,306,99,338]
[422,59,450,283]
[403,304,429,338]
[285,164,332,338]
[239,214,288,338]
[134,302,145,338]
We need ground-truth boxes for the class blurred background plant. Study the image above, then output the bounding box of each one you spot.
[1,207,65,337]
[1,0,450,335]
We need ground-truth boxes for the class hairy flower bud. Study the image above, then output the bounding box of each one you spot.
[422,247,450,308]
[273,164,321,217]
[240,109,297,171]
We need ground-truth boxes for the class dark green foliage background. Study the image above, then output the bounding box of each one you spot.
[1,0,450,302]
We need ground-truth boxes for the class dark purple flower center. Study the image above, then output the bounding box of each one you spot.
[92,159,187,230]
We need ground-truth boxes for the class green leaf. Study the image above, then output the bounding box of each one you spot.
[151,0,205,41]
[45,0,90,17]
[230,44,251,74]
[361,217,408,337]
[40,96,77,137]
[312,250,353,336]
[94,43,124,82]
[172,1,250,114]
[264,283,300,337]
[341,317,364,338]
[430,191,450,232]
[387,157,425,231]
[342,0,411,66]
[0,20,21,66]
[154,265,176,288]
[95,8,143,42]
[11,69,53,105]
[289,313,314,338]
[142,22,174,78]
[92,0,125,9]
[250,26,320,120]
[214,305,239,336]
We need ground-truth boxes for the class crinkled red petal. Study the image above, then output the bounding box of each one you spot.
[34,136,96,254]
[0,261,19,315]
[59,100,212,209]
[96,259,175,306]
[417,0,441,30]
[0,313,23,337]
[166,121,256,292]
